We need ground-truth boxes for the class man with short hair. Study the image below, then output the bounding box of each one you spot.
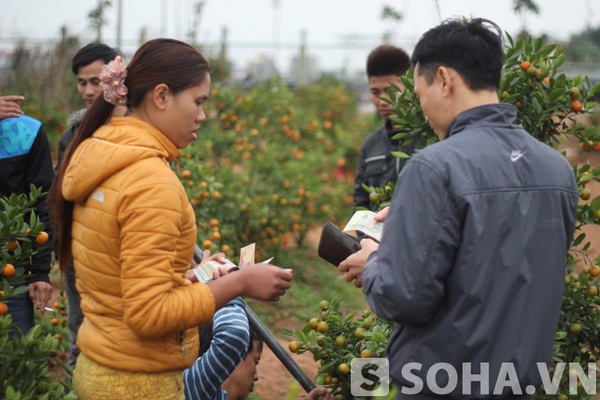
[54,43,122,173]
[340,18,578,399]
[353,44,413,211]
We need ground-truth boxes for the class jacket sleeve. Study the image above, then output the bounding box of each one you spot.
[183,298,250,400]
[54,125,75,174]
[353,143,370,210]
[26,125,54,284]
[362,157,461,324]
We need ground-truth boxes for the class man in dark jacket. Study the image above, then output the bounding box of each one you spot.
[353,44,415,211]
[340,18,578,399]
[0,111,54,336]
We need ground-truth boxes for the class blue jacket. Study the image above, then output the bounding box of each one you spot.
[0,115,54,284]
[363,104,578,399]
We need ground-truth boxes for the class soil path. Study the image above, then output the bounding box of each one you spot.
[251,229,323,400]
[252,329,319,399]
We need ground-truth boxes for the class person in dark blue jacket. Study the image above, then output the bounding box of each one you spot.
[353,44,415,211]
[340,18,578,399]
[0,109,54,336]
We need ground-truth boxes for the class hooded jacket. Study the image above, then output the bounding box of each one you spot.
[54,108,86,174]
[363,104,578,399]
[62,116,215,372]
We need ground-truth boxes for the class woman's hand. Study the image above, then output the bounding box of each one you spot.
[187,250,232,282]
[211,265,239,280]
[207,263,293,308]
[241,264,293,302]
[201,250,228,264]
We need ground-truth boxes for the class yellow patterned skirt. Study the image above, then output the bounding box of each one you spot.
[73,353,185,400]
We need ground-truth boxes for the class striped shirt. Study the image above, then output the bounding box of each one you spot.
[183,298,250,400]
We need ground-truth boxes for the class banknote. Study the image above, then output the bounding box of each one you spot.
[240,243,256,269]
[343,210,383,242]
[193,259,238,283]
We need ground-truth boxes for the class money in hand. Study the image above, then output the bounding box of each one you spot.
[193,259,238,283]
[343,210,384,242]
[239,243,256,268]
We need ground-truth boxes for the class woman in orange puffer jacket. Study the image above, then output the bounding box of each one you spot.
[50,38,293,400]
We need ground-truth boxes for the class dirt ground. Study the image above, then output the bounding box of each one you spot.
[250,228,324,400]
[252,328,320,399]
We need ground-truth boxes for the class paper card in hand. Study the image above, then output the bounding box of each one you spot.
[318,221,361,267]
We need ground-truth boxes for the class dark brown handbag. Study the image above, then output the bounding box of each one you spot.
[317,221,361,267]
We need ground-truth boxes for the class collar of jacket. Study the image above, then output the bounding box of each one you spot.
[444,103,519,140]
[100,116,181,162]
[385,118,402,141]
[62,116,181,203]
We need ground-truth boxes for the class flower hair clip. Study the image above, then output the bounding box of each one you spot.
[99,55,128,106]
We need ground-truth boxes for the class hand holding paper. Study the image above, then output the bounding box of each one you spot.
[343,210,384,242]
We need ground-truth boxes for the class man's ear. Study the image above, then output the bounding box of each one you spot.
[152,84,170,110]
[437,66,453,97]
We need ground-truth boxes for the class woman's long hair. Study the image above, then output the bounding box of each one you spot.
[49,38,210,274]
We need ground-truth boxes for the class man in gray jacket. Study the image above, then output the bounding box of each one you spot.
[339,18,578,399]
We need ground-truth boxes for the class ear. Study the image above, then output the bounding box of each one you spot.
[152,84,170,110]
[437,66,453,97]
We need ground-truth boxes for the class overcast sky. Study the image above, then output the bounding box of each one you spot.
[1,0,599,74]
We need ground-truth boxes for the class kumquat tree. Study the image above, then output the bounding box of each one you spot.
[177,76,363,263]
[0,188,75,399]
[288,34,600,399]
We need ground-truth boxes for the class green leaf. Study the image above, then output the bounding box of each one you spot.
[371,332,388,343]
[391,151,409,159]
[590,196,600,212]
[12,286,29,296]
[591,81,600,96]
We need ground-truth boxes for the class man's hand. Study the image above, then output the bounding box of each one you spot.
[29,281,53,314]
[338,238,379,288]
[375,206,390,222]
[0,96,24,120]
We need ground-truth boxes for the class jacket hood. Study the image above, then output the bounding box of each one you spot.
[67,108,88,127]
[62,116,180,203]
